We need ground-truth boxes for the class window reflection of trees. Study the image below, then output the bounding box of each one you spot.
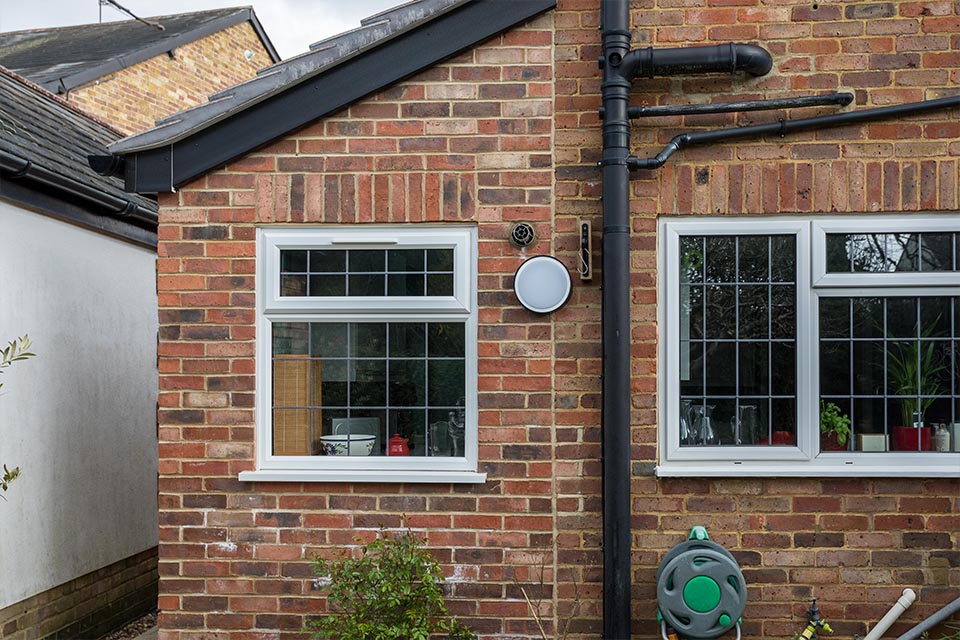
[827,233,957,273]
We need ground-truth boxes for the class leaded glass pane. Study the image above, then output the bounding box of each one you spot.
[818,296,958,453]
[678,234,798,448]
[271,320,466,457]
[280,247,455,297]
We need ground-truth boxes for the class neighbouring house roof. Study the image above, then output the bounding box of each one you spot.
[0,7,280,95]
[0,66,158,247]
[98,0,556,194]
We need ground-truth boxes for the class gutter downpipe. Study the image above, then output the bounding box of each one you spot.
[600,2,634,637]
[599,3,773,637]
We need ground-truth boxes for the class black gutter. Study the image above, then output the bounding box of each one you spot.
[599,2,774,637]
[0,150,158,231]
[629,94,960,170]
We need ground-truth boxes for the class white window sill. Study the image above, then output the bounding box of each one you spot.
[239,469,488,484]
[657,457,960,478]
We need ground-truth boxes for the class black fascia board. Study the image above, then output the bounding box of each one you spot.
[42,9,279,94]
[1,179,158,248]
[124,0,556,193]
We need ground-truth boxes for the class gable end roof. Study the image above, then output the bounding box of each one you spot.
[0,7,280,94]
[103,0,556,194]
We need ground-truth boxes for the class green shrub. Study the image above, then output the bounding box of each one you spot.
[308,529,475,640]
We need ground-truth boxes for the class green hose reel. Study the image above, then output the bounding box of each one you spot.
[657,527,748,640]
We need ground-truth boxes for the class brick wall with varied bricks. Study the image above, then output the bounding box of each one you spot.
[66,22,271,135]
[0,548,157,640]
[553,0,959,638]
[155,14,560,640]
[153,0,959,638]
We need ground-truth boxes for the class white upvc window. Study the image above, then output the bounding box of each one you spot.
[242,226,485,484]
[659,215,960,478]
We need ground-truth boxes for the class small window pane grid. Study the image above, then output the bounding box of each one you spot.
[819,296,958,453]
[678,235,798,448]
[279,248,455,297]
[826,233,959,274]
[272,321,466,457]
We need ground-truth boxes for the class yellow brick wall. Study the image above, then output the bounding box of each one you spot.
[67,21,271,135]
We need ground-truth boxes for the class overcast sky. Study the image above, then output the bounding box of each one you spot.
[0,0,402,59]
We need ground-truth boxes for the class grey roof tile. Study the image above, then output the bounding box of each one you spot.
[109,0,467,154]
[0,66,155,212]
[0,7,279,93]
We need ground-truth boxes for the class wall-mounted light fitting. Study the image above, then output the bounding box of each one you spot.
[514,255,572,314]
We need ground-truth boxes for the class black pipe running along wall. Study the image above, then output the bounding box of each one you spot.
[598,1,773,637]
[629,94,960,170]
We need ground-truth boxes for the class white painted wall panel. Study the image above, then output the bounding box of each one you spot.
[0,201,158,609]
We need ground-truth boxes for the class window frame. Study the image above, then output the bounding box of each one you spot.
[659,215,960,478]
[243,225,486,484]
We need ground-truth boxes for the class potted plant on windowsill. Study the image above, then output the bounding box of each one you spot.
[819,401,851,451]
[887,331,945,452]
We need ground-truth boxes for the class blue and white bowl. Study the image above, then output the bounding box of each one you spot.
[319,434,376,456]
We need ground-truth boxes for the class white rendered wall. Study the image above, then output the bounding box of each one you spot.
[0,200,158,609]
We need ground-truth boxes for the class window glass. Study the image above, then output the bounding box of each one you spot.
[818,297,958,452]
[278,248,456,297]
[679,235,798,447]
[666,218,960,474]
[271,321,466,457]
[826,232,958,273]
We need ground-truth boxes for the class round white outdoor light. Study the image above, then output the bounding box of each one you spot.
[514,255,572,314]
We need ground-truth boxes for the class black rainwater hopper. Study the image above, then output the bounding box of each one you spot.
[599,1,773,637]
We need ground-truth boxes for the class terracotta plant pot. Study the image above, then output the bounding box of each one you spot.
[892,425,932,452]
[819,431,848,451]
[758,431,795,446]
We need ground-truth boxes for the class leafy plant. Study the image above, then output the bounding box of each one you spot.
[819,401,851,447]
[1,335,35,498]
[308,529,475,640]
[886,323,946,425]
[0,335,35,392]
[921,624,960,640]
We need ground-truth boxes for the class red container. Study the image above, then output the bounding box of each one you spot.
[892,425,932,451]
[388,434,410,456]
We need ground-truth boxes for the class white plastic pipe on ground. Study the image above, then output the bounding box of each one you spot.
[863,588,917,640]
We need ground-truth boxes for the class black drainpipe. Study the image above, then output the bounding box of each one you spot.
[599,2,773,637]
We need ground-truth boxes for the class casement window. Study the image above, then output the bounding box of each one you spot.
[242,226,485,483]
[660,216,960,477]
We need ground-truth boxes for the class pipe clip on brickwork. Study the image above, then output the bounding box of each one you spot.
[598,1,775,637]
[628,94,960,171]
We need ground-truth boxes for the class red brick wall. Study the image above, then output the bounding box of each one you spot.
[154,1,959,638]
[67,22,271,135]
